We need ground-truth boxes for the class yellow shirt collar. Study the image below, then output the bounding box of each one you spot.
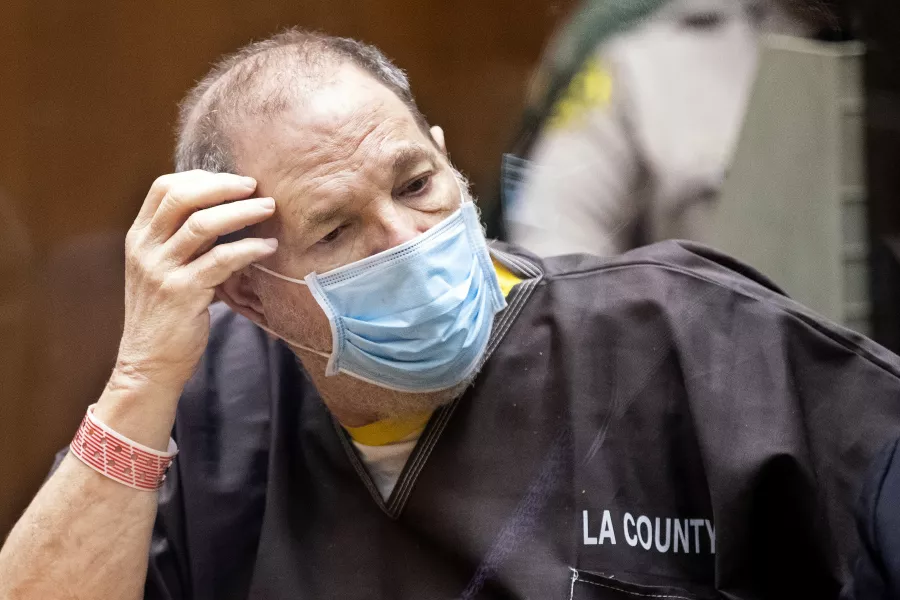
[492,257,521,298]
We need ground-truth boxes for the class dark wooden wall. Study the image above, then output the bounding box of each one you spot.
[0,0,572,539]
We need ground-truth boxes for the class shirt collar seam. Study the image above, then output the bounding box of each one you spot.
[385,252,543,515]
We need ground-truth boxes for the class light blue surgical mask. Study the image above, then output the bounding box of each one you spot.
[252,201,507,393]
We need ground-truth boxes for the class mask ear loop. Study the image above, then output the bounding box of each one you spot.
[251,263,308,285]
[247,263,333,360]
[252,321,331,361]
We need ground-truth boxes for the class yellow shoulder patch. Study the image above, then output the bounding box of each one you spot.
[548,58,614,131]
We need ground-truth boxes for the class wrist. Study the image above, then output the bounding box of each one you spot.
[70,404,178,491]
[95,365,185,452]
[108,357,191,397]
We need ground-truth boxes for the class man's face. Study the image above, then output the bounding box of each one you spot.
[230,64,462,353]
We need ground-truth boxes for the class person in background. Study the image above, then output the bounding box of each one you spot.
[501,0,841,257]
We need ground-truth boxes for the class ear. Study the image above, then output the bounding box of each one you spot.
[430,125,447,155]
[216,268,269,328]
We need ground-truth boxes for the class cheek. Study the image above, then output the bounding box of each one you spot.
[416,212,450,236]
[259,281,333,350]
[413,175,464,232]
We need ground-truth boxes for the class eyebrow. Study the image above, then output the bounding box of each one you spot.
[299,202,346,233]
[298,143,439,233]
[390,143,438,176]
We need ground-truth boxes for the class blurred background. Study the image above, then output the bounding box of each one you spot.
[2,0,900,541]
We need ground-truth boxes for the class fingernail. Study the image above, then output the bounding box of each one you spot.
[257,197,275,208]
[241,176,257,188]
[264,238,278,250]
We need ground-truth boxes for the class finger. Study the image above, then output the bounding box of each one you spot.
[133,171,226,229]
[144,172,258,242]
[181,237,279,289]
[163,197,276,263]
[133,173,177,230]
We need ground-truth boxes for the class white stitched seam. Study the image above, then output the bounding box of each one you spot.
[503,252,538,277]
[389,402,452,512]
[388,410,437,511]
[486,278,535,356]
[388,252,543,513]
[333,419,387,511]
[383,412,440,512]
[389,279,531,511]
[390,259,541,508]
[391,278,537,510]
[387,395,461,512]
[493,249,541,279]
[576,579,697,600]
[348,441,384,505]
[388,288,518,510]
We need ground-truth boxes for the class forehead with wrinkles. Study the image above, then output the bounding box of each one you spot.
[233,63,432,181]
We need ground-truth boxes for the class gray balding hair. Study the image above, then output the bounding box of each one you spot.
[175,28,428,174]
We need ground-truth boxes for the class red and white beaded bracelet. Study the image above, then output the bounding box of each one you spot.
[69,404,178,491]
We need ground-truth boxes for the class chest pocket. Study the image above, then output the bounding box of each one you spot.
[569,569,719,600]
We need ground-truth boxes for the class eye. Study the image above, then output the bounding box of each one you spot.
[399,174,431,197]
[317,225,346,245]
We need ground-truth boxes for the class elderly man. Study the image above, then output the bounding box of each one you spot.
[2,28,899,600]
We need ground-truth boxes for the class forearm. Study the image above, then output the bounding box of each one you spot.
[0,377,180,599]
[0,170,277,599]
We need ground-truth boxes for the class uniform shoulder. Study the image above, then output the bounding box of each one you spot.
[511,240,900,379]
[537,239,788,299]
